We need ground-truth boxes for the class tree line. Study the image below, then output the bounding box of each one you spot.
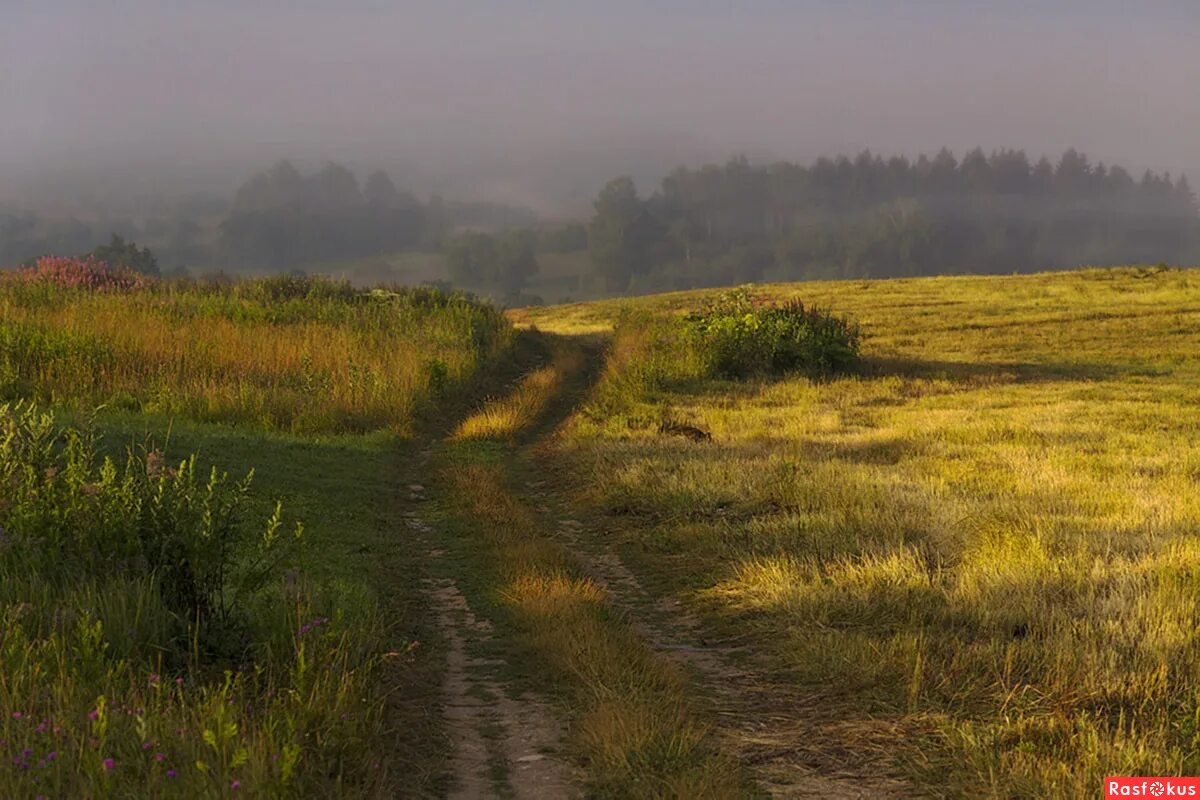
[0,161,540,276]
[586,148,1200,292]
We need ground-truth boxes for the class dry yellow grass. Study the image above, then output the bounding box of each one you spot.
[543,266,1200,797]
[0,279,511,433]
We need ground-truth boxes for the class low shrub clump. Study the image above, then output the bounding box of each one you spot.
[0,402,390,796]
[581,290,860,426]
[684,287,861,378]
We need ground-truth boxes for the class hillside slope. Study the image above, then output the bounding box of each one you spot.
[519,266,1200,796]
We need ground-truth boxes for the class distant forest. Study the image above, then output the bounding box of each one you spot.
[0,161,537,275]
[2,147,1197,298]
[586,148,1200,293]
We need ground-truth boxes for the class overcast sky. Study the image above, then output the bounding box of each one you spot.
[2,1,1197,212]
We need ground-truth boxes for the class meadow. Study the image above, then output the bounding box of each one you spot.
[0,260,508,796]
[526,265,1200,796]
[0,263,511,434]
[5,255,1199,797]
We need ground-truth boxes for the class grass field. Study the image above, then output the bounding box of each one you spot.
[3,263,1197,797]
[0,270,505,795]
[525,266,1200,796]
[0,274,510,434]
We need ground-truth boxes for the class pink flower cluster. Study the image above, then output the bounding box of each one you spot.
[9,256,151,292]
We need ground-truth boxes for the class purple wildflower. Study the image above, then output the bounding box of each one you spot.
[298,616,330,637]
[102,757,114,771]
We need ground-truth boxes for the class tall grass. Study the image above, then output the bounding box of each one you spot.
[553,267,1200,796]
[0,275,511,434]
[0,402,391,796]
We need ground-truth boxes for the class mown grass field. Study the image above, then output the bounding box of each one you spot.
[523,265,1200,797]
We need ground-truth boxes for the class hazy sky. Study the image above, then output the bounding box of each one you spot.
[2,1,1198,212]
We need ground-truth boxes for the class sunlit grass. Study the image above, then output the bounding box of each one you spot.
[453,340,587,441]
[0,277,511,434]
[453,366,561,441]
[547,266,1200,796]
[435,340,747,796]
[436,459,745,797]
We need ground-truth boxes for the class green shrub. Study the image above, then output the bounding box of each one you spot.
[0,402,390,795]
[684,287,861,378]
[0,402,299,624]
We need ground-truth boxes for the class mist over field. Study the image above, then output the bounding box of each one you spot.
[2,1,1199,299]
[4,1,1198,209]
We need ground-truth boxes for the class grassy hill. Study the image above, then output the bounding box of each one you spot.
[525,265,1200,795]
[2,263,1197,797]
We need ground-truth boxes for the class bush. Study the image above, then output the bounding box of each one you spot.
[683,287,861,378]
[0,402,389,795]
[89,234,159,277]
[0,401,299,623]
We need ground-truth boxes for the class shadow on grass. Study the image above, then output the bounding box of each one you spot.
[860,354,1164,384]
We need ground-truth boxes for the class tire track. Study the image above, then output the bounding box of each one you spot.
[404,502,580,799]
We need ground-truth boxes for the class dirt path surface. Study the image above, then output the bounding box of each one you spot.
[521,337,912,798]
[404,332,908,798]
[545,510,909,798]
[405,505,580,799]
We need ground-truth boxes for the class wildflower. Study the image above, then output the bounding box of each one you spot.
[11,711,22,720]
[298,616,329,637]
[154,752,165,762]
[143,741,153,750]
[167,769,177,779]
[102,758,114,771]
[231,779,241,791]
[46,751,57,762]
[176,677,184,687]
[149,673,160,686]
